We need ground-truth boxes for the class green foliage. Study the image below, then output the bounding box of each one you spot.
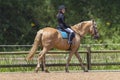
[0,0,120,44]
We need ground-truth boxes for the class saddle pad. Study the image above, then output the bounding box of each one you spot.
[58,30,68,39]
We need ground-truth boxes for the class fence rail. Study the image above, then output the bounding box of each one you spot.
[0,46,120,71]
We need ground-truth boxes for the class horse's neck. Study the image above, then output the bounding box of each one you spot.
[72,23,87,37]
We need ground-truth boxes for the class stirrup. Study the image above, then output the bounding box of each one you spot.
[67,42,72,50]
[68,41,72,44]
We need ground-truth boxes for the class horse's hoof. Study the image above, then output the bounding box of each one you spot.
[45,69,50,73]
[34,70,38,73]
[65,68,69,73]
[84,68,88,72]
[34,68,39,73]
[65,70,69,73]
[84,69,88,72]
[66,70,69,73]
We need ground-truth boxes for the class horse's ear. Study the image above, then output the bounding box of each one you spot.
[91,19,96,25]
[92,19,95,22]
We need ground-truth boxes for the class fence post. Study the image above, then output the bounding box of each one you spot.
[86,46,91,70]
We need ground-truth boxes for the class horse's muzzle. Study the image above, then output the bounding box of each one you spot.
[94,34,99,39]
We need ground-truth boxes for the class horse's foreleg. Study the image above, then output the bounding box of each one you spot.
[75,52,88,72]
[35,48,48,73]
[65,52,74,72]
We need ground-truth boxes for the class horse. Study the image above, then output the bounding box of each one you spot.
[26,20,99,73]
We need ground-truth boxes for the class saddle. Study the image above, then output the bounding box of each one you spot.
[58,29,68,39]
[58,29,75,50]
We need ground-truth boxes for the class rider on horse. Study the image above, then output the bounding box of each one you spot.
[57,5,75,44]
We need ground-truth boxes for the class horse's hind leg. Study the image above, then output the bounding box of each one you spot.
[65,51,74,72]
[35,47,48,73]
[75,52,88,72]
[42,54,49,72]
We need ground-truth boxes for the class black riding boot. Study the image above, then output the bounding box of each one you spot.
[68,32,75,44]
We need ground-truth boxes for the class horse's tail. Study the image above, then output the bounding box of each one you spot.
[26,30,43,61]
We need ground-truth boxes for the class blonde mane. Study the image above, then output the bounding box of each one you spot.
[71,21,93,36]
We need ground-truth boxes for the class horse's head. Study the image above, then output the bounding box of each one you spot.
[72,20,99,39]
[89,20,99,39]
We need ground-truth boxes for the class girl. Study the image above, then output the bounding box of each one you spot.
[57,5,75,44]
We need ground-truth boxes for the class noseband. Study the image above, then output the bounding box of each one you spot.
[92,22,99,39]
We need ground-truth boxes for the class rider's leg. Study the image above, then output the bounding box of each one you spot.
[69,32,75,44]
[64,28,75,44]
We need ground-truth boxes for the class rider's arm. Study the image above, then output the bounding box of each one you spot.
[57,13,69,28]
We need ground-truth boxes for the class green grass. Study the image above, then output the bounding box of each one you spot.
[0,52,120,72]
[0,45,120,72]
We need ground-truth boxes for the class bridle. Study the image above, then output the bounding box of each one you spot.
[92,21,99,39]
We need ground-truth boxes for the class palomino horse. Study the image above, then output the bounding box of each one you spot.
[26,20,99,72]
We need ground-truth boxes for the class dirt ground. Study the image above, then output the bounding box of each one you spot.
[0,71,120,80]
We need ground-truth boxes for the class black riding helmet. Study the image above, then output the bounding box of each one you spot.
[58,5,66,10]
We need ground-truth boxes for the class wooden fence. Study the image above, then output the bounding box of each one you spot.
[0,46,120,71]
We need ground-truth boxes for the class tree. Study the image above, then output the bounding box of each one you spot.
[0,0,120,44]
